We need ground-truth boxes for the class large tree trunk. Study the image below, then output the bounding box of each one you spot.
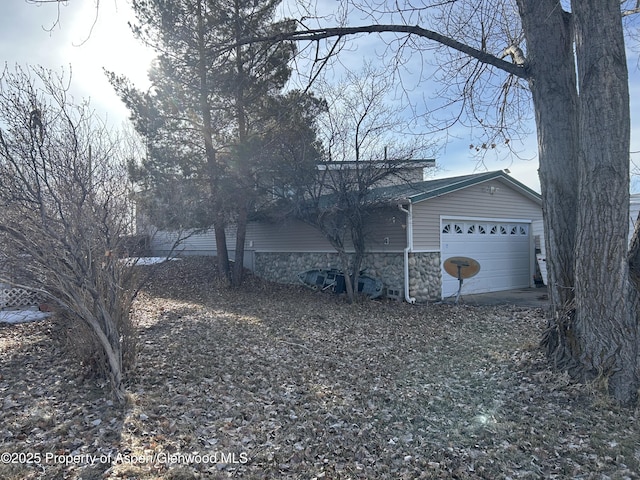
[571,0,639,405]
[196,1,231,283]
[520,0,639,404]
[517,0,579,360]
[517,0,578,311]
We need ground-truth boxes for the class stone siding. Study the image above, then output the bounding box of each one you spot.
[408,252,442,302]
[254,251,443,302]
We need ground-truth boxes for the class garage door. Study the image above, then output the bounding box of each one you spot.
[441,219,532,297]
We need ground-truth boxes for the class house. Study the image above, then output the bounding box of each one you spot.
[149,170,544,302]
[315,158,436,188]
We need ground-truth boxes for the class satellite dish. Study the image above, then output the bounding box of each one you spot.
[443,256,481,304]
[444,256,481,279]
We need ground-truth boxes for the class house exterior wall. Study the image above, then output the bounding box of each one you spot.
[246,220,335,252]
[146,175,542,303]
[409,252,442,302]
[412,179,543,251]
[150,229,215,256]
[253,251,442,303]
[254,251,405,292]
[247,208,407,253]
[316,163,431,189]
[149,225,240,256]
[250,208,408,296]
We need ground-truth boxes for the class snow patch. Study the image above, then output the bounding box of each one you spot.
[120,256,181,266]
[0,307,51,325]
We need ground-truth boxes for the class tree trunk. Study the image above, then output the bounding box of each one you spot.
[517,0,579,315]
[214,217,231,281]
[338,250,356,303]
[196,0,230,283]
[571,0,639,405]
[520,0,639,404]
[232,202,248,287]
[350,220,366,303]
[73,294,126,404]
[517,0,583,373]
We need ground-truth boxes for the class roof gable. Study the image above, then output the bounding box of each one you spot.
[368,171,541,205]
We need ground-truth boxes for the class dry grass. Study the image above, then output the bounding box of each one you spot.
[1,257,639,479]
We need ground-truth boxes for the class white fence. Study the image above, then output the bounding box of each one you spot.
[0,287,39,309]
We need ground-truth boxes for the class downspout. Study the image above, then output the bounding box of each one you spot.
[398,202,416,304]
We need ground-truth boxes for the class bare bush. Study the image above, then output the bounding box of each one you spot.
[0,65,138,403]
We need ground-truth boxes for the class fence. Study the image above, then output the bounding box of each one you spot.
[0,287,39,309]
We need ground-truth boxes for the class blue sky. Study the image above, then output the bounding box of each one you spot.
[1,0,639,194]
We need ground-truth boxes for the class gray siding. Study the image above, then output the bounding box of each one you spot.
[247,208,406,253]
[412,179,543,251]
[149,207,407,257]
[247,220,333,252]
[149,227,236,256]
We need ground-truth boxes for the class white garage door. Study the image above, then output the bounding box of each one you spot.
[441,219,532,297]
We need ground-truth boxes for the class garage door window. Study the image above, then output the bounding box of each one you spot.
[441,223,465,234]
[444,222,529,237]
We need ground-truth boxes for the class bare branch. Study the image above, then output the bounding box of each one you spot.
[621,0,640,16]
[236,23,530,78]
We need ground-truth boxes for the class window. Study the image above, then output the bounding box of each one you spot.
[454,224,463,234]
[442,223,451,234]
[519,226,528,235]
[478,225,486,234]
[490,225,498,234]
[500,225,508,235]
[467,224,476,234]
[510,226,518,235]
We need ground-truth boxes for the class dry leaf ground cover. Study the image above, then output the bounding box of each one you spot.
[1,257,639,479]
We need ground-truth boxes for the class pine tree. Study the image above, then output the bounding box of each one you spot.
[111,0,309,284]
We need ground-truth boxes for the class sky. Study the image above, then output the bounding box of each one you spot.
[1,0,639,194]
[0,1,152,125]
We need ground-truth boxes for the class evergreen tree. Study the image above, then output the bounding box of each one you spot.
[111,0,314,284]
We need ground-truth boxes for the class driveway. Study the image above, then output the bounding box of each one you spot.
[444,286,549,308]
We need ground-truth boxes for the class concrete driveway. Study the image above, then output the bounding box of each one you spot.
[443,286,549,308]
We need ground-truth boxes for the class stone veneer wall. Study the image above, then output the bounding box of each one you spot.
[254,251,443,302]
[408,252,442,302]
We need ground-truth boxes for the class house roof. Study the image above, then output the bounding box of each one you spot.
[256,170,541,221]
[368,170,542,205]
[317,158,436,170]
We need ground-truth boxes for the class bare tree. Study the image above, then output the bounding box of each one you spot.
[286,66,436,303]
[0,65,138,403]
